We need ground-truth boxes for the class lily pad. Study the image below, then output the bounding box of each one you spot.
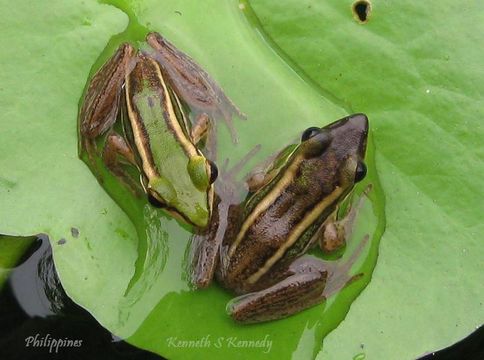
[248,0,484,358]
[0,235,35,286]
[0,0,389,359]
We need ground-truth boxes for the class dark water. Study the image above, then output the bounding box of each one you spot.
[0,235,164,360]
[0,235,482,359]
[418,325,484,360]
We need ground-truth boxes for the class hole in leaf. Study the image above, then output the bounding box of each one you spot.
[353,0,371,23]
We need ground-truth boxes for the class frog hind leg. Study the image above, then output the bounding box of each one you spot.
[226,256,328,323]
[79,43,134,150]
[146,32,244,145]
[227,232,369,323]
[102,131,143,197]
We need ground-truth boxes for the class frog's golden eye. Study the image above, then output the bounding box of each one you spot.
[208,160,219,184]
[355,161,367,182]
[301,127,320,142]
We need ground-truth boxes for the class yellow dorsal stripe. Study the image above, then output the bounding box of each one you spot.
[227,154,305,258]
[247,186,344,284]
[125,72,158,180]
[151,59,198,158]
[125,58,199,182]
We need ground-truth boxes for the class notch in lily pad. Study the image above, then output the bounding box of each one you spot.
[353,0,371,23]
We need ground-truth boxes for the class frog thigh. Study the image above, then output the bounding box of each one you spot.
[102,131,143,197]
[226,256,328,323]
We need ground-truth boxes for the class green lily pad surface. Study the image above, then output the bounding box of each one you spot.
[248,0,484,358]
[0,235,35,286]
[1,0,385,358]
[0,0,480,359]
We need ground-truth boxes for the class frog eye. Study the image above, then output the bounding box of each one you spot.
[208,160,218,184]
[302,129,332,157]
[354,161,367,182]
[147,191,164,208]
[301,127,321,142]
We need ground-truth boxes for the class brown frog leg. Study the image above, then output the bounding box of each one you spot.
[245,162,278,193]
[318,210,346,254]
[79,44,134,159]
[190,196,241,288]
[190,113,210,145]
[190,112,219,163]
[318,184,373,254]
[190,112,216,162]
[190,146,261,288]
[227,256,328,323]
[146,32,246,144]
[245,142,299,193]
[189,194,221,288]
[227,234,369,323]
[102,131,143,197]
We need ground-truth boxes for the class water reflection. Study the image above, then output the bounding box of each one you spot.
[0,234,163,360]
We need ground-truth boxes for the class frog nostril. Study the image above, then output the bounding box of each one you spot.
[352,0,371,23]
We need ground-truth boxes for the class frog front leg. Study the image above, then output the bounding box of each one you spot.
[189,194,220,288]
[318,211,348,254]
[245,144,298,192]
[190,112,217,161]
[189,146,261,288]
[102,131,144,197]
[190,113,210,145]
[318,185,372,254]
[190,195,241,288]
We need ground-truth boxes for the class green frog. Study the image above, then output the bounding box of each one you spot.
[190,113,369,322]
[78,33,244,228]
